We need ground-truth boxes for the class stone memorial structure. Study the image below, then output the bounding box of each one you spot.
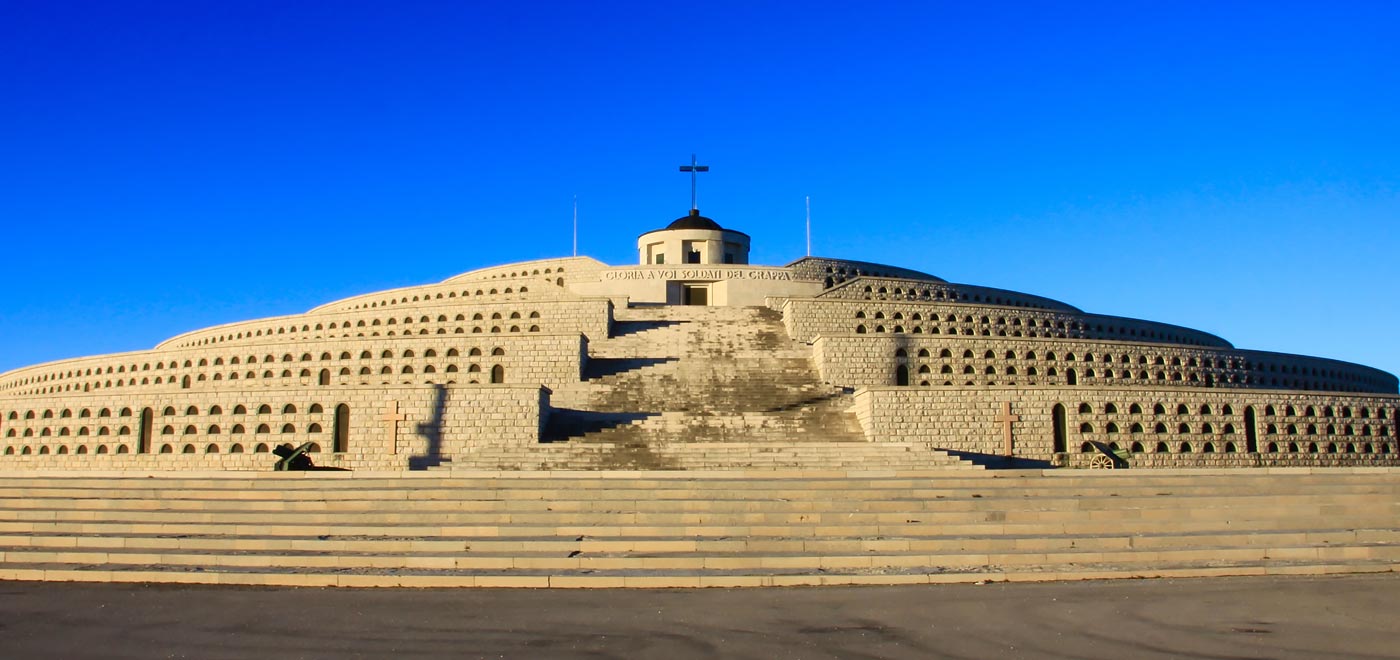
[2,188,1397,472]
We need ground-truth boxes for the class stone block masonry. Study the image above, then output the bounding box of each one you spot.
[0,384,547,470]
[812,333,1395,395]
[853,385,1400,467]
[1,334,586,399]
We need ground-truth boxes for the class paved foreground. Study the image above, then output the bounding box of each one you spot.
[2,574,1398,659]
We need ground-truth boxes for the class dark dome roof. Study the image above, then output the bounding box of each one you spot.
[666,209,723,231]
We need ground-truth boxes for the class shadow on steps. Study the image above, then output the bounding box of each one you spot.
[543,409,657,443]
[584,357,679,380]
[761,387,855,414]
[610,320,687,337]
[944,450,1056,470]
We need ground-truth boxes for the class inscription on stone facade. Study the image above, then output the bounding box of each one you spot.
[603,268,793,282]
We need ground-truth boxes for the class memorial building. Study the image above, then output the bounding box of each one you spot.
[2,163,1397,472]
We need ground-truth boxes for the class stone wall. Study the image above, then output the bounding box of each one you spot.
[155,298,612,352]
[446,256,611,285]
[851,385,1400,468]
[817,335,1251,391]
[784,257,944,286]
[800,323,1395,394]
[2,334,588,399]
[816,276,1079,313]
[784,298,1231,349]
[0,384,548,471]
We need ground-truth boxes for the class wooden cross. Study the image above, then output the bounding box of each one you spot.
[996,401,1021,457]
[379,401,408,454]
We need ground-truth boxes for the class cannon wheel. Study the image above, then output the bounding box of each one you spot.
[1089,454,1116,469]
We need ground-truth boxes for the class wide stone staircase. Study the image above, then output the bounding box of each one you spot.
[460,305,969,470]
[1,469,1396,587]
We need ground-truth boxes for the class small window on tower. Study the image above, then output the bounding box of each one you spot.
[655,254,664,264]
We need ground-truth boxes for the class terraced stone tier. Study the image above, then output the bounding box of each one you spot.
[1,468,1396,588]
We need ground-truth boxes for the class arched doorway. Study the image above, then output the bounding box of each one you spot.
[895,365,910,386]
[319,369,331,386]
[1052,403,1067,453]
[1066,368,1078,385]
[1245,406,1258,453]
[138,407,153,454]
[490,365,505,384]
[333,404,350,453]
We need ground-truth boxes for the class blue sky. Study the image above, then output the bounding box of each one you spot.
[2,1,1397,380]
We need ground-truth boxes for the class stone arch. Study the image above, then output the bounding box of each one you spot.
[491,365,505,384]
[1244,406,1258,453]
[138,407,154,454]
[333,404,350,453]
[894,364,910,386]
[1052,404,1067,454]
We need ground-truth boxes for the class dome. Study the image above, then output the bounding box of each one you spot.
[666,209,722,231]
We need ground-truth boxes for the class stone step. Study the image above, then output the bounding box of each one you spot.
[4,471,1399,491]
[5,489,1395,512]
[4,510,1394,532]
[3,503,1393,530]
[2,493,1392,522]
[7,516,1394,541]
[6,558,1396,588]
[552,303,864,457]
[5,542,1398,574]
[4,469,1398,588]
[5,489,1391,513]
[9,527,1395,554]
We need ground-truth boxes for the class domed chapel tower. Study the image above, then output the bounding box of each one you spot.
[636,154,750,268]
[635,209,751,267]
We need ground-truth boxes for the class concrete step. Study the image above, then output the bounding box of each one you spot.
[6,559,1396,588]
[7,515,1394,542]
[2,498,1393,526]
[4,471,1399,492]
[3,469,1398,587]
[550,304,866,457]
[5,541,1399,574]
[5,490,1392,513]
[9,527,1395,555]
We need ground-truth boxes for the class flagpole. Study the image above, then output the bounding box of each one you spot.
[805,196,811,257]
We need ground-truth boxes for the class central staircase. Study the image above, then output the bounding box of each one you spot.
[467,305,969,470]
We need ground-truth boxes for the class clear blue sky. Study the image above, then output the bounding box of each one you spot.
[2,1,1397,380]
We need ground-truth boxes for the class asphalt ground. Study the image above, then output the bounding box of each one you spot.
[2,574,1397,659]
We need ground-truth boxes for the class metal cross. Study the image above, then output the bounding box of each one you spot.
[678,154,709,211]
[996,401,1021,457]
